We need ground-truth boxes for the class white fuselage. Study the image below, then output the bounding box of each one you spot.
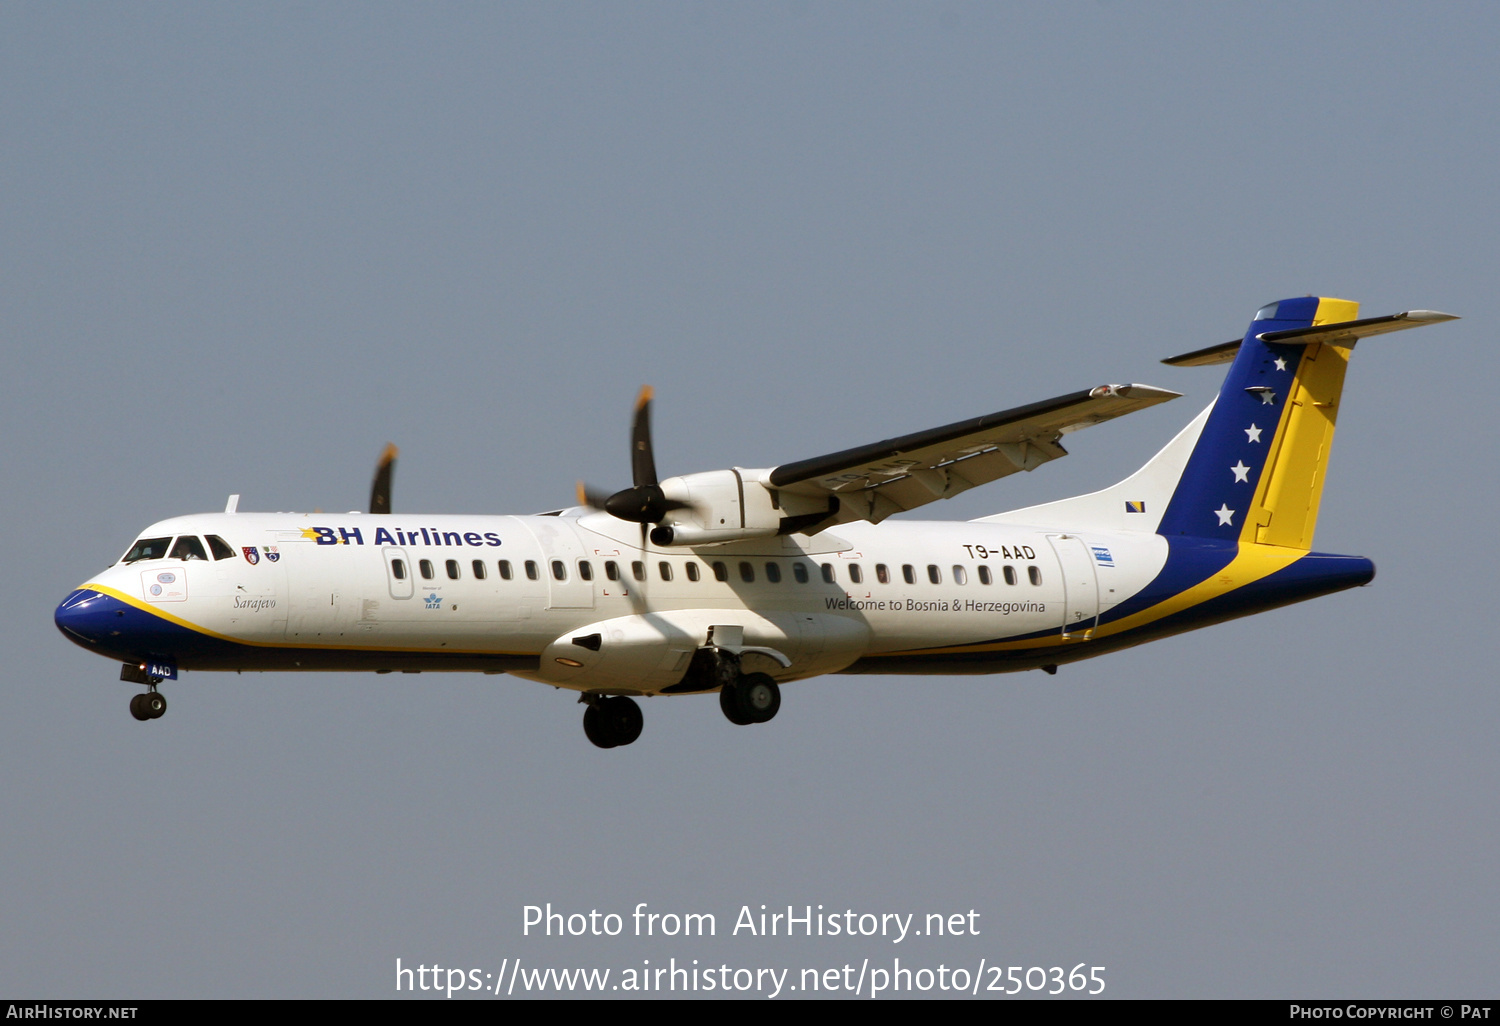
[74,508,1168,693]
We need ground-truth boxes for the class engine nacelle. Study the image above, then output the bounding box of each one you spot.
[652,468,837,546]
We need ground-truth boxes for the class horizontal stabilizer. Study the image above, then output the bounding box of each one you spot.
[1162,310,1459,367]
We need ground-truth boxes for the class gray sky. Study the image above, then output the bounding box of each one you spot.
[3,2,1496,998]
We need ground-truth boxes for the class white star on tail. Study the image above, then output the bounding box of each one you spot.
[1274,357,1287,371]
[1245,423,1263,443]
[1231,461,1250,482]
[1215,504,1236,526]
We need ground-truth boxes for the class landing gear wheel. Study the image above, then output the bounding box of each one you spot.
[738,673,781,723]
[583,704,617,748]
[129,694,151,721]
[721,673,780,725]
[720,683,752,725]
[144,692,167,719]
[582,696,643,748]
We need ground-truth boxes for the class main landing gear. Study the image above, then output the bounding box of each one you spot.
[719,672,781,726]
[121,662,167,721]
[677,645,784,728]
[582,695,644,749]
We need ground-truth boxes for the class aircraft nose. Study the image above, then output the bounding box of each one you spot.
[54,588,122,647]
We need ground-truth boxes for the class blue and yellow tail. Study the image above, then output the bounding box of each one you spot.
[1159,295,1359,549]
[1072,295,1457,640]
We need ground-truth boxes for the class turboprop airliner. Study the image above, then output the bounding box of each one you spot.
[55,297,1455,747]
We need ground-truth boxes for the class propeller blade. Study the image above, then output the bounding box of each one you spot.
[579,386,692,525]
[630,385,657,488]
[370,443,398,514]
[577,481,615,510]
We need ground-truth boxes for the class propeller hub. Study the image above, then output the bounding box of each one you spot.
[604,485,668,524]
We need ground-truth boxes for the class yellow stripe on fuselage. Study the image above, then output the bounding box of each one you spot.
[879,543,1309,657]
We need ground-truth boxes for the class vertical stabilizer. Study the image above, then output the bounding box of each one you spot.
[981,297,1455,547]
[1156,296,1358,549]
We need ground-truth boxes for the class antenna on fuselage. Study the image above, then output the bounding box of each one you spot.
[225,494,240,514]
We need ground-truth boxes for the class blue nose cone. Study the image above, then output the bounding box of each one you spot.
[55,588,122,648]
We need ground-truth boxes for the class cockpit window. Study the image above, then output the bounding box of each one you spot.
[169,536,210,561]
[205,535,236,560]
[122,537,172,563]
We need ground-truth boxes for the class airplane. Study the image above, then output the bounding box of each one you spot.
[54,296,1456,748]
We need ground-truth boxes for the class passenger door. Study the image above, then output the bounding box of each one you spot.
[1047,534,1099,640]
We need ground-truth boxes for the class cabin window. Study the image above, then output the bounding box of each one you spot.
[821,563,836,584]
[792,562,809,583]
[122,537,172,563]
[631,561,645,581]
[876,564,890,584]
[977,565,992,585]
[392,559,407,580]
[1003,565,1017,585]
[578,560,593,581]
[419,559,435,580]
[498,560,513,580]
[713,561,729,582]
[952,565,967,585]
[848,564,863,584]
[765,562,781,583]
[170,536,209,561]
[602,561,617,581]
[206,535,236,560]
[446,559,461,580]
[686,562,700,582]
[551,560,567,581]
[659,561,673,581]
[927,564,941,584]
[471,560,487,580]
[1028,565,1042,586]
[902,564,916,585]
[525,560,540,581]
[738,561,755,583]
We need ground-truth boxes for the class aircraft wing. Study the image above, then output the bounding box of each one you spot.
[767,383,1180,524]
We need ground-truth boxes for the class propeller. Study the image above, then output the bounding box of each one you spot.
[370,443,398,514]
[578,386,691,530]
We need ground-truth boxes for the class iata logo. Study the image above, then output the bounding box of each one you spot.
[424,593,442,610]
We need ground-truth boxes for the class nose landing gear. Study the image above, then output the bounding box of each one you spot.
[121,662,168,721]
[128,690,167,721]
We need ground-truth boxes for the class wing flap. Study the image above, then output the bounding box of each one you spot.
[769,383,1180,523]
